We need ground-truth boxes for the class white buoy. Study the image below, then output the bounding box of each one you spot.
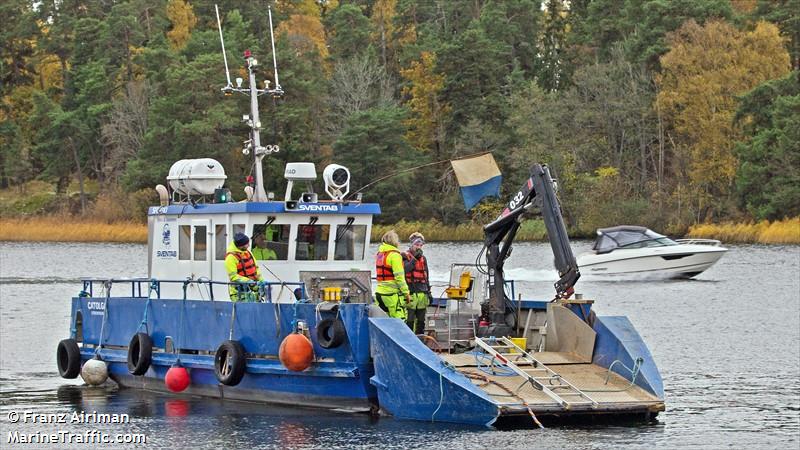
[80,358,108,386]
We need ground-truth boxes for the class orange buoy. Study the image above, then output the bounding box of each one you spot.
[279,333,314,371]
[165,366,191,392]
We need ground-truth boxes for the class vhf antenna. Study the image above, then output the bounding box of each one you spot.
[215,4,284,202]
[268,6,281,92]
[215,4,232,90]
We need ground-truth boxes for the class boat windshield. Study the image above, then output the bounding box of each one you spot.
[592,226,678,253]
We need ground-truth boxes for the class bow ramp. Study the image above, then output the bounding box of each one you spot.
[368,318,500,426]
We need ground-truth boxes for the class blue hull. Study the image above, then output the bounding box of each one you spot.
[69,296,664,425]
[72,298,377,411]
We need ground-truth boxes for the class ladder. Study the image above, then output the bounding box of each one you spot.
[474,336,598,410]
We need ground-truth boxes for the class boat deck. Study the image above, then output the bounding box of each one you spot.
[440,352,664,416]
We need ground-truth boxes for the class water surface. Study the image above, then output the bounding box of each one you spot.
[1,241,798,448]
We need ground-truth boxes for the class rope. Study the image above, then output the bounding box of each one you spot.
[584,357,644,393]
[273,292,281,337]
[228,302,237,341]
[175,281,189,364]
[461,370,544,429]
[349,150,493,199]
[137,297,152,334]
[431,361,456,422]
[95,281,112,357]
[147,279,159,299]
[417,334,443,352]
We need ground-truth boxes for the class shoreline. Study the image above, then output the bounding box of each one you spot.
[1,217,797,245]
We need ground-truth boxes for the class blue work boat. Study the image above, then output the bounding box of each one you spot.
[56,7,664,427]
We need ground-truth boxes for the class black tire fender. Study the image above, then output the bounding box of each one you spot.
[317,318,347,349]
[127,332,153,376]
[57,339,81,379]
[214,340,246,386]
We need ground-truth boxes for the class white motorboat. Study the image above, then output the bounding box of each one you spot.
[577,225,727,278]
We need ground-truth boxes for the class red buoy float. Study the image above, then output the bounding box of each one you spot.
[279,333,314,372]
[165,365,191,392]
[165,399,190,417]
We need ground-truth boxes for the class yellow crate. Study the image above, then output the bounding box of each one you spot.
[509,337,527,354]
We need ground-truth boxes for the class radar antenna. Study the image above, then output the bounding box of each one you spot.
[215,4,284,202]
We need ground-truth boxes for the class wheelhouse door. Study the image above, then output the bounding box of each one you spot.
[191,219,212,282]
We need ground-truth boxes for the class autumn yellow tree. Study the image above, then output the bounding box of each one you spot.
[400,51,450,156]
[166,0,197,51]
[657,20,790,219]
[371,0,397,68]
[275,0,331,62]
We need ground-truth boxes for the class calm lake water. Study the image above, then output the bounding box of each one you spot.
[1,241,798,449]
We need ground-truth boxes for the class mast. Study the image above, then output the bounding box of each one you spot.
[215,4,283,202]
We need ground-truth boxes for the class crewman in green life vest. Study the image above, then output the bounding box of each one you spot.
[251,230,277,261]
[225,232,267,302]
[403,232,431,334]
[374,230,411,319]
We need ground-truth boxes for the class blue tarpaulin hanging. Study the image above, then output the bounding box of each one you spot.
[451,153,502,211]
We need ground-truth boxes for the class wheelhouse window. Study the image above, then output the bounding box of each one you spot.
[194,225,207,260]
[334,224,367,261]
[232,224,246,242]
[296,224,329,261]
[215,224,227,260]
[252,223,290,261]
[179,225,191,260]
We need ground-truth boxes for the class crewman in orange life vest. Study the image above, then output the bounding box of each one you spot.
[374,230,411,319]
[225,232,267,302]
[403,232,431,333]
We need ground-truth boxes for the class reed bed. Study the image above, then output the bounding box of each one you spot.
[2,215,796,245]
[0,217,147,243]
[687,217,800,244]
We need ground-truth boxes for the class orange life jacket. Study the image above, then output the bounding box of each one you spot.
[227,250,258,280]
[404,252,429,285]
[403,252,429,293]
[376,250,400,282]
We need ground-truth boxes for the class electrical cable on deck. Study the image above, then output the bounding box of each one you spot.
[470,351,516,377]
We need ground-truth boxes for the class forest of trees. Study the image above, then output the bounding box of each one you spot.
[1,0,798,234]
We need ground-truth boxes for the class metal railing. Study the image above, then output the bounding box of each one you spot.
[675,238,723,246]
[79,277,306,302]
